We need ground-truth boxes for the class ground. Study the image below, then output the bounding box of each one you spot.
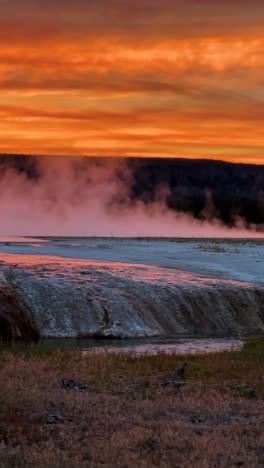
[0,338,263,467]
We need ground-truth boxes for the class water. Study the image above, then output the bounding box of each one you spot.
[0,252,263,339]
[0,238,263,340]
[43,336,244,355]
[1,236,263,284]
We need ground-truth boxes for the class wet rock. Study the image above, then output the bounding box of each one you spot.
[93,306,128,339]
[0,273,40,343]
[1,258,264,339]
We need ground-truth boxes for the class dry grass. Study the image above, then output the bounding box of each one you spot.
[0,338,263,467]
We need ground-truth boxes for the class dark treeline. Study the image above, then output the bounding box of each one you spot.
[128,158,264,228]
[0,154,263,230]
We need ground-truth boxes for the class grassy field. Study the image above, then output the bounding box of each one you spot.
[0,338,263,467]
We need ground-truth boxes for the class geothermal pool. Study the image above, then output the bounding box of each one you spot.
[0,237,263,349]
[1,236,263,283]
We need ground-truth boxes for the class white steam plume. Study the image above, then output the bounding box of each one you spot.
[0,156,262,238]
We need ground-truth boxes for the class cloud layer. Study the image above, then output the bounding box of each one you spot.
[0,1,263,162]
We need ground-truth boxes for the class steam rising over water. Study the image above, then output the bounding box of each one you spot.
[0,157,263,237]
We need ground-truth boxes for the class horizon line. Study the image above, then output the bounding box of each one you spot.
[0,153,263,167]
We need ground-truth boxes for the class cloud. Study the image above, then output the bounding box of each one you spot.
[1,1,264,39]
[0,1,263,162]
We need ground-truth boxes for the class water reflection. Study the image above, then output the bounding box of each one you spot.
[0,252,251,288]
[0,237,47,243]
[43,336,244,355]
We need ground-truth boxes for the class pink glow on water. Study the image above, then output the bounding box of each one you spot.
[0,252,252,288]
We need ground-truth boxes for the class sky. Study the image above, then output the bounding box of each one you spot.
[0,0,263,163]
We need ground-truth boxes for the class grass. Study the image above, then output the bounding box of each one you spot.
[0,337,263,467]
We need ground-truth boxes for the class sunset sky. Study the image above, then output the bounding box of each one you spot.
[0,0,263,163]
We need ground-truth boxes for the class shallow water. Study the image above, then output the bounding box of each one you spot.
[0,236,263,284]
[0,238,263,339]
[0,252,254,288]
[43,336,244,355]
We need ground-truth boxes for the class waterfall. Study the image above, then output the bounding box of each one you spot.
[1,257,263,338]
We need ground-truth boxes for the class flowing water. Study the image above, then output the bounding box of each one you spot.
[38,335,244,355]
[0,239,263,340]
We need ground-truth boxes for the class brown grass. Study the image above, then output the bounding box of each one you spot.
[0,338,263,467]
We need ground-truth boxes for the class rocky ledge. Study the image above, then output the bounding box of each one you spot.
[0,273,40,343]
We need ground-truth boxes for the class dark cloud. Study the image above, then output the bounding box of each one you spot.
[0,0,263,40]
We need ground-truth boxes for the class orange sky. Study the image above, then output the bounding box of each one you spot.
[0,0,263,163]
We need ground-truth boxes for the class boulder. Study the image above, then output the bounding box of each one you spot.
[0,274,40,343]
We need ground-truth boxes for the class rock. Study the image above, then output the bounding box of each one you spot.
[155,362,188,384]
[190,413,206,424]
[0,274,40,343]
[46,415,65,425]
[2,255,264,339]
[93,306,127,338]
[60,379,88,391]
[160,380,185,388]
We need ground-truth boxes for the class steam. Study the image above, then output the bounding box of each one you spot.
[0,156,262,237]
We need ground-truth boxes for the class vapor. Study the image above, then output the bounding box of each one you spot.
[0,156,262,237]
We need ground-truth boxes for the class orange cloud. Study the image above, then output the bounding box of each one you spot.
[0,1,263,163]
